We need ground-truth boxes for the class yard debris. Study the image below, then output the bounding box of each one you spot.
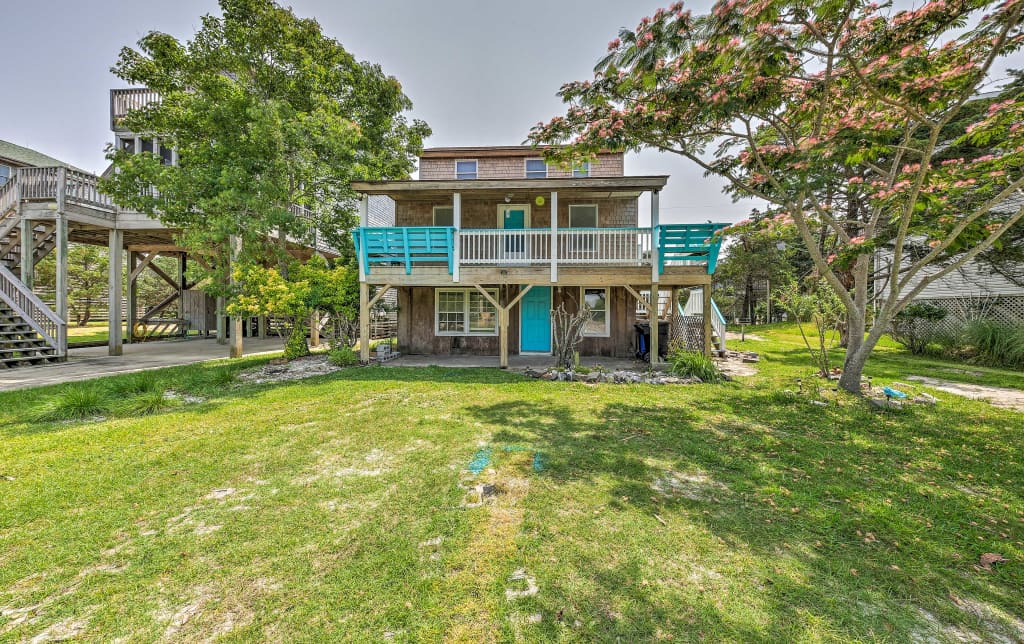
[809,400,829,407]
[522,367,703,385]
[237,354,347,384]
[461,483,500,508]
[913,392,938,405]
[978,552,1007,571]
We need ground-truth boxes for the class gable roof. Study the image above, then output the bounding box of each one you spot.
[0,138,85,172]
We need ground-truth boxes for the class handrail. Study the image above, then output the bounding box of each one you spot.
[680,289,726,352]
[0,262,66,356]
[111,88,162,128]
[0,173,17,216]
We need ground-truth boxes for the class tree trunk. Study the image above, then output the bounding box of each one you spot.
[837,319,883,394]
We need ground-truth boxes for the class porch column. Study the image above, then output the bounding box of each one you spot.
[310,310,320,348]
[358,194,368,227]
[550,191,558,282]
[19,217,34,288]
[669,287,679,348]
[229,235,243,358]
[216,296,227,344]
[499,307,510,369]
[359,281,370,363]
[703,282,713,357]
[650,189,660,284]
[54,213,68,327]
[107,230,124,356]
[649,285,659,364]
[127,251,138,344]
[452,192,461,283]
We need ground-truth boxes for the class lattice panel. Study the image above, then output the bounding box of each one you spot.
[670,314,705,352]
[905,295,1024,335]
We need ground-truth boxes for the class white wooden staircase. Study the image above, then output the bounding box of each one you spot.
[682,288,727,354]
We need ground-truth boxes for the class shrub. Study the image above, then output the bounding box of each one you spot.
[668,349,725,383]
[327,346,359,367]
[284,325,310,360]
[32,385,113,422]
[108,371,164,397]
[961,319,1024,368]
[181,366,236,393]
[890,302,947,355]
[117,391,181,417]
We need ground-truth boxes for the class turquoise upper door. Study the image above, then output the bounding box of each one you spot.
[503,208,526,229]
[503,208,526,254]
[520,286,552,353]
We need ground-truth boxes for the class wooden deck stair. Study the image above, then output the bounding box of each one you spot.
[0,299,62,368]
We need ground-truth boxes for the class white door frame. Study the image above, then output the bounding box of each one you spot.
[497,204,532,229]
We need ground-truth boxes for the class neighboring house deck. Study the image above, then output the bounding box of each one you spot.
[352,146,727,367]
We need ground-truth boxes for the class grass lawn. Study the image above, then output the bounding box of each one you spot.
[66,322,116,345]
[1,329,1022,641]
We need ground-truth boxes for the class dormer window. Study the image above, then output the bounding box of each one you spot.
[572,162,591,178]
[525,158,548,179]
[455,160,477,180]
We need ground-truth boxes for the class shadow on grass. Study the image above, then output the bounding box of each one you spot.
[467,393,1024,640]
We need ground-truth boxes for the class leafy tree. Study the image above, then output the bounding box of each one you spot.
[100,0,428,318]
[530,0,1023,393]
[35,244,108,326]
[774,279,844,378]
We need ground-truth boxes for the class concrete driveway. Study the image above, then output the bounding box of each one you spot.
[0,337,286,392]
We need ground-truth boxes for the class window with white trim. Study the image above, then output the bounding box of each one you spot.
[581,287,610,337]
[436,289,498,336]
[569,204,598,228]
[525,158,548,179]
[572,162,591,178]
[455,160,478,180]
[433,205,454,227]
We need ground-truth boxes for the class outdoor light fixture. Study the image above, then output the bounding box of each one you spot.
[504,194,513,203]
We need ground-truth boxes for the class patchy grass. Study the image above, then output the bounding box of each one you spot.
[0,330,1021,641]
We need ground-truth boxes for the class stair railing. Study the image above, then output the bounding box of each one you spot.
[0,263,66,357]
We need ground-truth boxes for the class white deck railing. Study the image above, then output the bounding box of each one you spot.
[458,228,652,266]
[0,263,66,356]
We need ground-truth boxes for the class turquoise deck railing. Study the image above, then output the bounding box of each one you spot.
[353,224,727,276]
[656,223,728,275]
[353,226,455,275]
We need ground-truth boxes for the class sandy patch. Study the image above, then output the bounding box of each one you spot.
[906,376,1024,412]
[652,470,729,502]
[237,355,343,384]
[29,615,90,643]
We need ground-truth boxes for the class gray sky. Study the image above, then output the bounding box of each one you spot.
[4,1,1020,225]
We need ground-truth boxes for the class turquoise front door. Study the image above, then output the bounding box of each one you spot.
[520,286,552,353]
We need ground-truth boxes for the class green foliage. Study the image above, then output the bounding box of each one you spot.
[327,346,359,367]
[31,385,113,422]
[890,303,948,355]
[667,349,725,383]
[107,371,165,397]
[100,0,430,297]
[34,244,109,326]
[116,391,181,417]
[961,319,1024,369]
[774,280,844,377]
[284,325,310,360]
[180,366,236,393]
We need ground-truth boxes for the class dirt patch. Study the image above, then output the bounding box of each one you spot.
[29,615,90,643]
[716,354,759,377]
[652,470,729,502]
[725,331,766,341]
[906,376,1024,412]
[950,594,1024,643]
[237,355,344,384]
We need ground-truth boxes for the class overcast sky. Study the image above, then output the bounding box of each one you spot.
[4,1,1021,225]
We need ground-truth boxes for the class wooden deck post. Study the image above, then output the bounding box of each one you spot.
[452,192,461,283]
[216,296,227,344]
[229,236,243,358]
[127,251,138,344]
[669,287,679,349]
[703,283,713,357]
[19,216,34,288]
[359,281,370,363]
[649,285,659,365]
[310,310,320,348]
[550,191,558,283]
[108,230,124,356]
[54,214,68,327]
[499,307,509,369]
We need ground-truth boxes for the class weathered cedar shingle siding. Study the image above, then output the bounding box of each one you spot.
[395,197,638,229]
[418,153,624,180]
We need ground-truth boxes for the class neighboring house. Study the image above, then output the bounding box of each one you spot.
[352,146,727,366]
[876,194,1024,328]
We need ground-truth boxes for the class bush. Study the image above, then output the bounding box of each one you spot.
[961,319,1024,368]
[284,325,310,360]
[181,366,236,393]
[327,346,359,367]
[668,349,725,383]
[890,302,947,355]
[117,390,181,417]
[108,371,164,397]
[32,385,113,422]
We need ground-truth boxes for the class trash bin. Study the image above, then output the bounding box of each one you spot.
[634,321,669,361]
